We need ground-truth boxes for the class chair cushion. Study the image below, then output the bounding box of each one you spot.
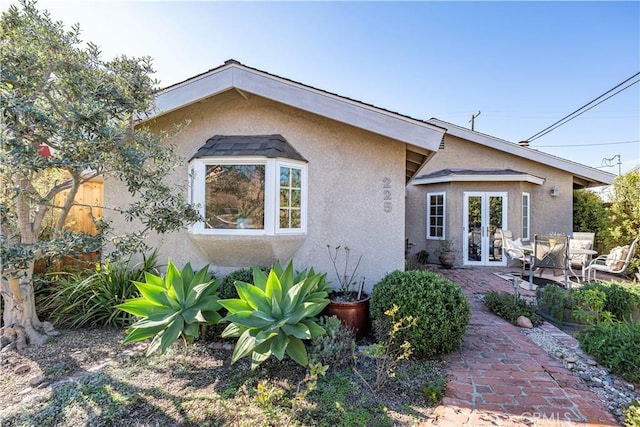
[606,246,629,270]
[570,239,592,250]
[570,239,592,265]
[605,247,620,268]
[616,246,630,270]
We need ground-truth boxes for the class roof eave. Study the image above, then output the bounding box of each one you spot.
[412,173,545,186]
[427,118,616,187]
[147,62,446,153]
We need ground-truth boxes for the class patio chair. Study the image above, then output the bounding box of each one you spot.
[569,232,595,280]
[499,229,531,277]
[585,237,639,282]
[529,234,570,288]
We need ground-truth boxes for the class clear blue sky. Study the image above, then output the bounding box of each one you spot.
[5,1,639,174]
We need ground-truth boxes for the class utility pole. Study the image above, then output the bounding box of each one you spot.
[601,154,622,176]
[469,111,481,131]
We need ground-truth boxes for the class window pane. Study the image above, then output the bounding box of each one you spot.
[280,168,290,187]
[280,189,290,207]
[279,209,289,228]
[291,189,301,206]
[291,169,301,187]
[291,209,301,228]
[205,165,265,229]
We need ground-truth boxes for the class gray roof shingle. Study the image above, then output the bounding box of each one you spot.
[191,134,307,162]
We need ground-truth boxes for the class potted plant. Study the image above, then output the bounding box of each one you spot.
[437,240,455,269]
[322,245,371,337]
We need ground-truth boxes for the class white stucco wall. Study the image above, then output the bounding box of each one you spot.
[405,134,575,267]
[104,90,406,290]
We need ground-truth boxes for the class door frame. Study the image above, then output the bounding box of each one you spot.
[463,192,508,266]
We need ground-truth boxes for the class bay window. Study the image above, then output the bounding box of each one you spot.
[189,157,307,235]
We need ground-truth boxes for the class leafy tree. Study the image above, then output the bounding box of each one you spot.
[0,1,200,348]
[604,169,640,274]
[573,189,608,252]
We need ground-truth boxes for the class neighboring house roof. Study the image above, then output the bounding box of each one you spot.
[588,163,638,203]
[426,118,615,188]
[149,60,446,182]
[413,168,545,185]
[191,134,307,162]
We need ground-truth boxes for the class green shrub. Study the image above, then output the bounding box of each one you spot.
[573,189,609,252]
[117,259,222,356]
[371,270,470,358]
[537,284,575,325]
[603,170,640,275]
[483,291,542,326]
[538,282,638,326]
[220,262,330,369]
[577,321,640,383]
[580,281,640,322]
[624,401,640,427]
[219,266,270,300]
[308,315,356,370]
[42,250,160,328]
[423,378,446,405]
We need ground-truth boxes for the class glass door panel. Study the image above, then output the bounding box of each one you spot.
[466,196,482,263]
[464,192,507,266]
[488,195,504,263]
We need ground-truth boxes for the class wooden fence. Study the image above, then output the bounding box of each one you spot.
[34,176,104,273]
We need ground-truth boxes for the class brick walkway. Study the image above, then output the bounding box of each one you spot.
[423,266,619,427]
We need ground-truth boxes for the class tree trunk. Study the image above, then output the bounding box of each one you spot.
[0,176,60,350]
[0,265,59,352]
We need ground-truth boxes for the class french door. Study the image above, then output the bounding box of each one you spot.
[463,192,507,266]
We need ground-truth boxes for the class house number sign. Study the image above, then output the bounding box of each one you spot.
[382,177,392,213]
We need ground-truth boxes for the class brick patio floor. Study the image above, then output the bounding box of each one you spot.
[422,266,620,427]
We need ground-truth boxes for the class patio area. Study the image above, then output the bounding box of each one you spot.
[422,265,635,426]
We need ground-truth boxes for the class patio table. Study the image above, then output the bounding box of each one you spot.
[569,247,598,282]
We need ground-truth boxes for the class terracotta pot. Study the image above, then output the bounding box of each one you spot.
[323,292,371,337]
[439,252,455,269]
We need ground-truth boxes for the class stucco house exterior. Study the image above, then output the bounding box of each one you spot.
[405,119,615,267]
[105,60,446,287]
[105,60,614,287]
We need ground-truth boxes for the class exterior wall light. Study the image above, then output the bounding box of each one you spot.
[550,186,560,197]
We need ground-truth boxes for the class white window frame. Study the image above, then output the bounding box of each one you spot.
[426,192,446,240]
[276,160,308,234]
[188,156,307,235]
[522,192,530,241]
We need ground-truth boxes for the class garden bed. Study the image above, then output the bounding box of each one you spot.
[0,327,447,426]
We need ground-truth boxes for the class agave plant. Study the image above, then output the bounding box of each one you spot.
[116,259,222,356]
[220,261,330,369]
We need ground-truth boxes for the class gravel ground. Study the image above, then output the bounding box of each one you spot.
[521,326,639,425]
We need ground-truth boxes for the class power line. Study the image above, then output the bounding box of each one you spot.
[530,80,640,142]
[526,72,640,143]
[533,139,639,148]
